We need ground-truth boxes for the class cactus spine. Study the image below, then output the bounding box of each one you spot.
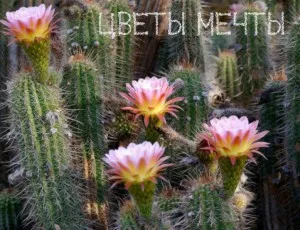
[7,74,85,229]
[285,21,300,202]
[0,191,22,230]
[236,4,270,106]
[216,50,241,103]
[61,55,106,225]
[169,66,208,137]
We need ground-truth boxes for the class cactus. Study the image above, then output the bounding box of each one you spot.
[216,50,241,103]
[116,200,168,230]
[108,0,134,86]
[259,78,286,177]
[285,21,300,203]
[66,2,114,89]
[258,75,297,230]
[61,55,107,225]
[7,74,86,229]
[166,0,206,72]
[169,66,208,138]
[157,187,180,212]
[173,183,236,229]
[0,191,22,230]
[283,0,300,24]
[236,3,270,106]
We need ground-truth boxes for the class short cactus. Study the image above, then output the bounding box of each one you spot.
[0,191,22,230]
[7,74,85,229]
[169,66,208,138]
[236,3,271,106]
[216,50,241,104]
[116,200,168,230]
[61,55,106,225]
[173,183,236,229]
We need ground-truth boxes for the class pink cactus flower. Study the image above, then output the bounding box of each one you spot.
[103,141,172,189]
[0,4,55,44]
[200,116,269,165]
[120,77,184,127]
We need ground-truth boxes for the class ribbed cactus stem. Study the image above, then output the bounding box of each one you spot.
[0,192,22,230]
[219,156,247,199]
[67,3,113,89]
[175,184,236,229]
[217,50,241,102]
[128,181,156,219]
[8,75,84,229]
[110,0,134,86]
[61,56,106,225]
[166,0,205,72]
[286,21,300,197]
[236,4,270,106]
[169,66,208,137]
[21,39,50,84]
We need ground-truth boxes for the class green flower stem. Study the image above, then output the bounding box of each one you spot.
[22,39,50,84]
[145,118,161,143]
[218,156,247,199]
[128,181,156,219]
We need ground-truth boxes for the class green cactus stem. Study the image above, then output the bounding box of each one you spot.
[169,66,208,138]
[21,39,50,84]
[0,191,22,230]
[128,181,156,219]
[61,56,106,224]
[236,3,270,106]
[219,156,247,199]
[166,0,206,72]
[174,183,236,229]
[216,50,241,104]
[7,74,85,229]
[286,21,300,202]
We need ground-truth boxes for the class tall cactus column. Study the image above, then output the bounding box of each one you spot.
[61,54,107,226]
[1,4,86,229]
[286,21,300,203]
[236,3,270,107]
[7,74,85,229]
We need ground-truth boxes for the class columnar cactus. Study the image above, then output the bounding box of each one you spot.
[0,191,22,230]
[7,75,85,229]
[61,55,106,224]
[66,2,113,89]
[169,66,208,138]
[285,20,300,202]
[258,75,297,230]
[166,0,206,72]
[216,50,241,104]
[236,3,270,106]
[108,0,134,86]
[173,183,236,229]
